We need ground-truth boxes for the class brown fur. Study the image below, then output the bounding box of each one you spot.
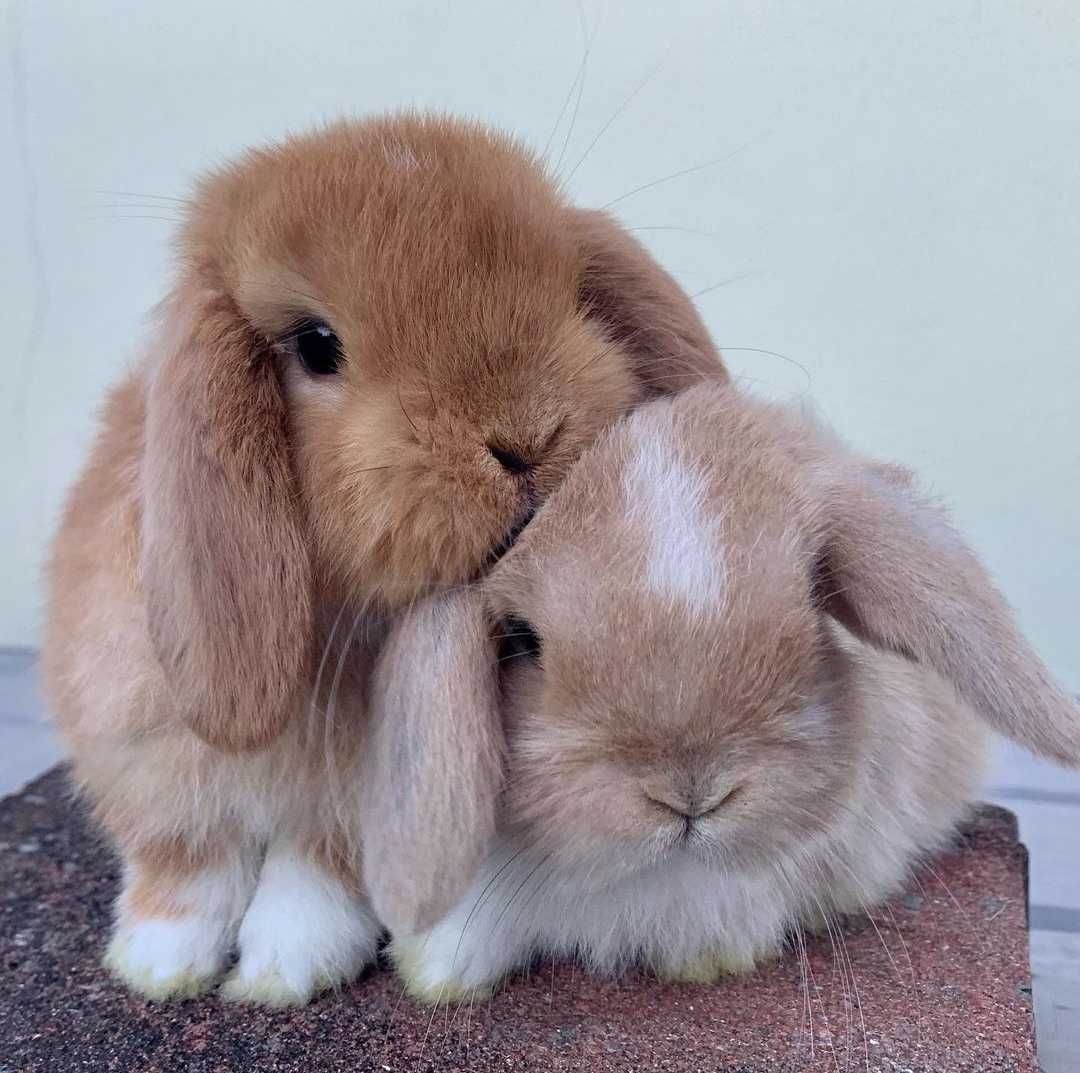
[142,283,314,750]
[126,838,224,920]
[309,833,365,899]
[42,112,724,1002]
[46,111,724,755]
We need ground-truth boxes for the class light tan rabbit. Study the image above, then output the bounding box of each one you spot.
[360,381,1079,1001]
[42,112,725,1005]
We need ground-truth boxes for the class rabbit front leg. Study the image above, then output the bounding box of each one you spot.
[221,833,381,1006]
[389,918,526,1005]
[655,942,781,983]
[105,835,259,1000]
[653,877,790,983]
[388,851,541,1004]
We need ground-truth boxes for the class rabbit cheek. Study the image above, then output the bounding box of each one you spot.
[292,394,529,603]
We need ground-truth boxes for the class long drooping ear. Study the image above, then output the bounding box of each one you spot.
[140,282,313,751]
[570,208,727,393]
[360,588,504,935]
[820,463,1079,766]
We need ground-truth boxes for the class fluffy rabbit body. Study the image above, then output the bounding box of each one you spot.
[362,382,1080,1001]
[42,113,724,1004]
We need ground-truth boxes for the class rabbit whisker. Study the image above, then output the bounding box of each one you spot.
[449,846,533,978]
[714,345,814,390]
[552,0,596,179]
[564,50,667,185]
[93,214,180,223]
[540,15,589,164]
[93,188,190,203]
[489,850,556,941]
[810,895,856,1069]
[773,860,840,1070]
[601,133,767,210]
[626,224,724,239]
[690,272,756,299]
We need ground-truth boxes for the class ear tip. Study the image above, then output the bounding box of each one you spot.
[1049,723,1080,770]
[177,664,301,752]
[184,702,292,753]
[1017,694,1080,769]
[1039,744,1080,770]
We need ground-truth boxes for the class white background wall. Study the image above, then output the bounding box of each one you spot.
[2,0,1077,688]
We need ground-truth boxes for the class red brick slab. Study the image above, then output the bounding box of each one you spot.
[1,768,1036,1072]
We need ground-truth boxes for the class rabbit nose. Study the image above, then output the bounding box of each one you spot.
[487,442,532,475]
[644,784,740,821]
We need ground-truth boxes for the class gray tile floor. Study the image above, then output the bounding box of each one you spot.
[2,647,1076,1070]
[985,744,1080,1071]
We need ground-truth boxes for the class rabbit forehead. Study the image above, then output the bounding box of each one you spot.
[620,428,727,612]
[493,384,822,641]
[491,391,826,751]
[183,113,579,347]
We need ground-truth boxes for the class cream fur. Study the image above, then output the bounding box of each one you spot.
[370,379,1076,1002]
[396,650,988,999]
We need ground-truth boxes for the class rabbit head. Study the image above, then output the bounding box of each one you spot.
[139,112,725,750]
[362,380,1079,935]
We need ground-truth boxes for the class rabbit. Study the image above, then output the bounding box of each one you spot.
[359,379,1080,1003]
[41,111,726,1006]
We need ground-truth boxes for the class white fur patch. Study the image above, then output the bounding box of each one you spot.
[222,847,380,1006]
[106,867,248,1000]
[624,433,725,611]
[392,919,494,1004]
[105,916,229,999]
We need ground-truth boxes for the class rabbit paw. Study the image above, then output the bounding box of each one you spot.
[220,849,381,1007]
[656,944,775,984]
[389,929,497,1005]
[105,915,229,1000]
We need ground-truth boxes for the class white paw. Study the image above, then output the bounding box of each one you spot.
[220,850,381,1007]
[105,916,230,1000]
[390,920,498,1005]
[655,944,773,983]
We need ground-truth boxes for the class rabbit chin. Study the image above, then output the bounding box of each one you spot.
[389,839,802,1004]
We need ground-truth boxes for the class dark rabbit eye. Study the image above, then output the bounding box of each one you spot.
[292,320,343,376]
[496,615,542,663]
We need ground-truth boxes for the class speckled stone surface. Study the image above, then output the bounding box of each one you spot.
[1,767,1036,1072]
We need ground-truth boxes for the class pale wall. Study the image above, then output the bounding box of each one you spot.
[2,0,1077,687]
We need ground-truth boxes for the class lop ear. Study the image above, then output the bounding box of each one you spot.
[570,208,727,394]
[820,463,1079,766]
[360,588,503,935]
[141,283,313,751]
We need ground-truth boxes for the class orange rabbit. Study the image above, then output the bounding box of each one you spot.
[42,112,725,1005]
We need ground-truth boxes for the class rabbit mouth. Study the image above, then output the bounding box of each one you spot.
[664,822,726,867]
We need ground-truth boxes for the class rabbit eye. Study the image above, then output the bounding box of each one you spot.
[291,320,343,376]
[496,615,542,663]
